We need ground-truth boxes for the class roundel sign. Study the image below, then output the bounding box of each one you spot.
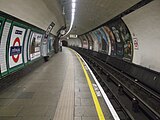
[10,37,22,63]
[9,26,25,68]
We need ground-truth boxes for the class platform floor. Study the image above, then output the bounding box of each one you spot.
[0,47,114,120]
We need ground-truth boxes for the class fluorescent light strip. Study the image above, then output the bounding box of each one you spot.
[72,2,76,9]
[72,0,76,3]
[72,8,75,13]
[63,0,76,37]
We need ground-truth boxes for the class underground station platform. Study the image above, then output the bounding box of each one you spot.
[0,47,117,120]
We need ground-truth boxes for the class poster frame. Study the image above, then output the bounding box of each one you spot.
[27,29,43,63]
[1,19,12,76]
[23,27,31,66]
[0,16,6,77]
[7,21,27,73]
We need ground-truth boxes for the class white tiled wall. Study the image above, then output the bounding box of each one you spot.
[123,0,160,72]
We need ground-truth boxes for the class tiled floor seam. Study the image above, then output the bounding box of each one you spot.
[53,53,74,120]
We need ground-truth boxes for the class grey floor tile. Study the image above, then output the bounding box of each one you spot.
[75,98,81,106]
[17,105,48,117]
[75,87,90,92]
[21,116,50,120]
[32,97,58,106]
[75,106,97,117]
[82,116,98,120]
[75,82,87,86]
[81,98,94,106]
[75,92,92,99]
[16,92,34,99]
[8,99,33,107]
[0,92,16,99]
[0,106,23,116]
[45,105,57,118]
[0,117,22,120]
[75,117,81,120]
[0,99,13,106]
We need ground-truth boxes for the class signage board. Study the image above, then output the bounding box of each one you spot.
[9,26,26,68]
[29,32,42,60]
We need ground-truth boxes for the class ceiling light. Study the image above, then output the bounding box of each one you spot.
[62,0,76,37]
[72,0,76,3]
[72,12,75,17]
[72,3,76,9]
[72,8,75,13]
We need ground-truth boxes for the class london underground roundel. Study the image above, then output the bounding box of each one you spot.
[9,26,26,68]
[10,37,21,63]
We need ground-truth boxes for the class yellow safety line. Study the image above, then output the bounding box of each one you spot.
[71,49,105,120]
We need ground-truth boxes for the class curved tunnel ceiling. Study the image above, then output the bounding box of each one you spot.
[60,0,141,35]
[43,0,65,27]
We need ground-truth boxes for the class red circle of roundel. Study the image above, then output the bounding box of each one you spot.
[12,37,21,63]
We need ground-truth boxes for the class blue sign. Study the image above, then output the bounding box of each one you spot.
[10,46,22,56]
[15,30,23,35]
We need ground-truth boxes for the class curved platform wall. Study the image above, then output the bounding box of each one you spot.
[80,18,133,61]
[0,11,55,78]
[0,0,64,35]
[123,0,160,72]
[77,0,160,72]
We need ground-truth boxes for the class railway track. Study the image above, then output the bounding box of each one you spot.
[72,47,160,120]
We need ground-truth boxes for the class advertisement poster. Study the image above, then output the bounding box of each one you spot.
[47,35,54,53]
[86,34,93,50]
[108,19,133,61]
[103,25,116,56]
[83,35,89,49]
[24,29,31,63]
[0,21,2,27]
[29,32,42,60]
[0,21,11,74]
[84,35,91,49]
[0,19,2,74]
[81,35,88,49]
[0,21,2,35]
[89,32,99,51]
[79,36,83,47]
[99,28,109,53]
[9,26,26,68]
[0,18,4,75]
[108,20,123,58]
[92,30,102,51]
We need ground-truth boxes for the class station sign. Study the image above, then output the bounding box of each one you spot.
[46,22,55,35]
[10,37,22,63]
[69,34,78,38]
[42,22,55,57]
[9,26,26,68]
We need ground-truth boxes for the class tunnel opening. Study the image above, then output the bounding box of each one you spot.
[62,40,68,47]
